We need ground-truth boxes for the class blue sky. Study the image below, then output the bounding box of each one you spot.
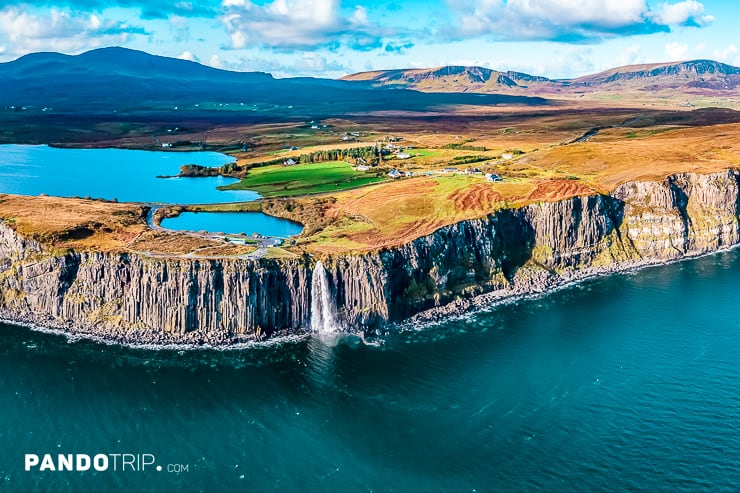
[0,0,737,78]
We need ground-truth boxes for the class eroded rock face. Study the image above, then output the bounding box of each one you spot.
[1,169,739,344]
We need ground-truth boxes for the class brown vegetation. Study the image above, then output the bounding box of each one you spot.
[449,183,502,212]
[526,180,596,201]
[0,194,254,256]
[0,194,147,252]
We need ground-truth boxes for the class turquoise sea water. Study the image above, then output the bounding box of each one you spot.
[0,144,259,204]
[3,249,740,491]
[162,212,304,237]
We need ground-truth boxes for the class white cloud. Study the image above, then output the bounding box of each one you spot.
[220,0,383,51]
[665,41,689,60]
[178,50,199,62]
[199,51,349,76]
[208,54,223,68]
[350,6,369,26]
[0,7,147,59]
[89,14,101,30]
[221,0,339,49]
[445,0,713,42]
[293,52,346,73]
[650,0,713,27]
[713,44,739,67]
[550,46,595,77]
[614,44,645,67]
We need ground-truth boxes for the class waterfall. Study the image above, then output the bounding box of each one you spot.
[311,260,339,334]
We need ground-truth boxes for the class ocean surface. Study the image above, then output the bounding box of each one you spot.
[0,144,259,204]
[3,249,740,492]
[162,211,304,237]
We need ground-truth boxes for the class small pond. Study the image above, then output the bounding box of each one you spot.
[161,211,303,237]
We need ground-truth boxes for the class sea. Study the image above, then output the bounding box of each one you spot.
[2,248,740,491]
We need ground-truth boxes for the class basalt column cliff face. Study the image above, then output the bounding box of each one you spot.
[366,170,740,323]
[1,170,739,344]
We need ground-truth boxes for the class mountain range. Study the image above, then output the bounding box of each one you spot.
[341,60,740,96]
[0,47,542,114]
[1,47,738,116]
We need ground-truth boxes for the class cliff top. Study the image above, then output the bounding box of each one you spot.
[2,114,740,257]
[0,195,257,257]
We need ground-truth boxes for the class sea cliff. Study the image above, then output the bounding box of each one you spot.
[1,169,739,345]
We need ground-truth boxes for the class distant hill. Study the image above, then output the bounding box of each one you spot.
[0,47,546,114]
[5,48,733,118]
[341,65,553,93]
[570,60,740,91]
[341,60,740,96]
[5,47,267,83]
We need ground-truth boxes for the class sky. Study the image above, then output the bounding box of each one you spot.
[0,0,737,78]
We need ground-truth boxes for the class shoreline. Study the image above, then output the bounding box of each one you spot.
[2,242,738,351]
[399,243,740,330]
[0,313,311,351]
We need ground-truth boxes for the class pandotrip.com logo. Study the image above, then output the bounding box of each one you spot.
[24,453,190,474]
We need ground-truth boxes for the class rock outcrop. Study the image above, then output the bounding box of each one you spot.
[1,169,739,345]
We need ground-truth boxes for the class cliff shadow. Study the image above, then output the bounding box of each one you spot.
[667,176,692,252]
[56,253,81,301]
[381,210,537,323]
[494,209,537,282]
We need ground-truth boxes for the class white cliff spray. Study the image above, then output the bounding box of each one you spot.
[311,260,339,333]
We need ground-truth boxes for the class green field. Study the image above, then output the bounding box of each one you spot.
[220,161,385,197]
[405,149,438,157]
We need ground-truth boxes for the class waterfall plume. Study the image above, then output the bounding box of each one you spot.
[311,260,339,334]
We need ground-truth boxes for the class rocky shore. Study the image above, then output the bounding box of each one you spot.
[400,249,735,329]
[0,311,303,348]
[2,169,740,346]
